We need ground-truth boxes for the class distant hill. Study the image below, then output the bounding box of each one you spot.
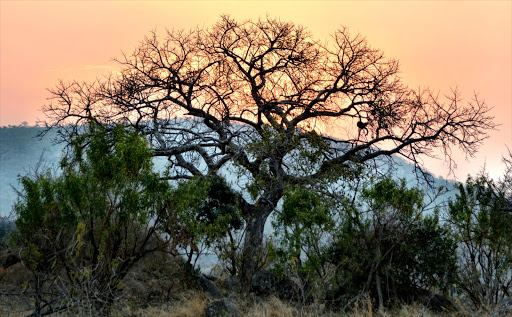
[0,126,63,216]
[0,125,456,218]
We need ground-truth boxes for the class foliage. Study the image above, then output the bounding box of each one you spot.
[13,123,174,315]
[447,173,512,309]
[271,186,335,301]
[166,174,243,269]
[272,177,457,308]
[330,178,457,307]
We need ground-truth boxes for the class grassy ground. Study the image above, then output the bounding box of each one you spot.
[0,251,506,316]
[1,289,505,317]
[110,292,500,317]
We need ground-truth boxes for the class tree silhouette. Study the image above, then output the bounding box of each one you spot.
[42,16,495,286]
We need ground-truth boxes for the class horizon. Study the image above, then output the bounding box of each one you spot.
[1,1,511,181]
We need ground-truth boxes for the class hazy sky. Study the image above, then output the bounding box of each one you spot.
[1,1,511,181]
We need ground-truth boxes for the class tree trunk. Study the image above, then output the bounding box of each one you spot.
[376,272,384,310]
[376,226,384,310]
[239,205,273,292]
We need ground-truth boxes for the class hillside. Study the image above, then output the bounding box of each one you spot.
[0,125,455,218]
[0,126,62,216]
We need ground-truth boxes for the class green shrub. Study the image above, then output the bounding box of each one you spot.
[448,173,512,309]
[272,177,457,309]
[13,123,174,315]
[328,178,457,308]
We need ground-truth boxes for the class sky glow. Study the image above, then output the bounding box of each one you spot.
[0,1,510,180]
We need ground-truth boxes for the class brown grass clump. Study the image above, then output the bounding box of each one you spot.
[112,290,208,317]
[111,291,207,317]
[165,291,208,317]
[242,296,299,317]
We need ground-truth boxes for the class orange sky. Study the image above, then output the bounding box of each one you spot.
[1,1,511,181]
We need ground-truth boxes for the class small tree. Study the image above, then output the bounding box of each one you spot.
[14,124,175,315]
[448,173,512,309]
[272,177,457,309]
[271,186,336,302]
[330,178,455,308]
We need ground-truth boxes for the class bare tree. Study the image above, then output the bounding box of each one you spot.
[500,149,512,213]
[41,16,495,287]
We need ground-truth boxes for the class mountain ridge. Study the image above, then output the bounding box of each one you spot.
[0,125,456,217]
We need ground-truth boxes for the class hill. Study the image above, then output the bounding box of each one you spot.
[0,125,455,218]
[0,126,64,217]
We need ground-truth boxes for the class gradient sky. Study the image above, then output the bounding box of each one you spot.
[1,1,511,181]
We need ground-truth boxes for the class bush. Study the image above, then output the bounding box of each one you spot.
[169,174,243,269]
[271,186,335,303]
[272,177,457,309]
[328,178,457,308]
[448,173,512,309]
[13,124,175,316]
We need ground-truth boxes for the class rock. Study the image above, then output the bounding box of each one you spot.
[414,289,458,313]
[225,275,239,293]
[0,253,20,269]
[204,298,240,317]
[202,273,218,281]
[250,270,301,300]
[250,270,275,294]
[274,276,302,300]
[223,270,301,300]
[426,294,458,313]
[198,275,223,298]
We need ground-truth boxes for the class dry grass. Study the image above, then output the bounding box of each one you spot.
[112,291,208,317]
[241,296,299,317]
[1,291,506,317]
[0,257,506,317]
[0,298,32,317]
[159,291,208,317]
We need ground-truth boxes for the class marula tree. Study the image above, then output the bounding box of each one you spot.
[42,16,495,285]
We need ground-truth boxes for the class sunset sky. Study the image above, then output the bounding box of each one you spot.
[1,1,511,181]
